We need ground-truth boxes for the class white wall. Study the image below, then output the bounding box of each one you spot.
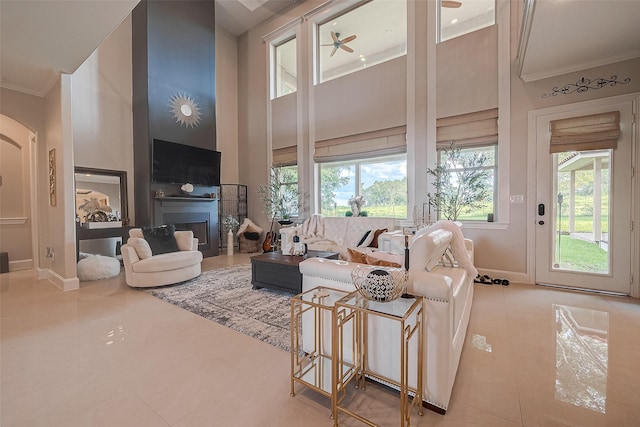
[44,76,79,290]
[215,26,240,185]
[0,88,48,273]
[72,15,135,223]
[0,115,33,268]
[237,0,640,283]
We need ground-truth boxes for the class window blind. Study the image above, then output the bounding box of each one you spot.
[549,110,620,154]
[314,126,406,163]
[436,108,498,149]
[272,146,297,167]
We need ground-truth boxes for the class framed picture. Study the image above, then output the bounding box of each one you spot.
[48,149,56,206]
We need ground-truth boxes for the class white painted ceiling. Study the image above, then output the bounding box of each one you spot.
[518,0,640,82]
[0,0,140,97]
[1,0,639,97]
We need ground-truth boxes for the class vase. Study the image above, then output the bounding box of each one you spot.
[227,229,234,256]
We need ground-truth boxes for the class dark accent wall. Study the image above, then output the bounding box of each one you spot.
[132,0,216,228]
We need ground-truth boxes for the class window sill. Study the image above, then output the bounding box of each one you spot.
[459,222,508,230]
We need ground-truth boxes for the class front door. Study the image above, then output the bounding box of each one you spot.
[535,100,635,294]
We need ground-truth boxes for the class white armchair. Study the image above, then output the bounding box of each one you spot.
[121,227,203,287]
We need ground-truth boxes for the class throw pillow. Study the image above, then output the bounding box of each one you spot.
[366,250,404,268]
[127,237,153,259]
[357,230,375,247]
[174,230,194,251]
[368,228,388,248]
[142,224,180,255]
[237,218,263,236]
[365,254,402,268]
[347,248,402,267]
[244,231,260,241]
[347,248,369,264]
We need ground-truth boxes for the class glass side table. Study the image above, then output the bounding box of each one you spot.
[333,292,423,427]
[290,287,356,404]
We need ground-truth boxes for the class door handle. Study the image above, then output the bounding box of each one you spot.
[538,204,545,216]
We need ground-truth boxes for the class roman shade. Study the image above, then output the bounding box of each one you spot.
[436,108,498,149]
[314,126,406,163]
[272,146,297,167]
[549,111,620,154]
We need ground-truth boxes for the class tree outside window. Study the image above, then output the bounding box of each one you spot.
[319,154,407,218]
[428,143,495,221]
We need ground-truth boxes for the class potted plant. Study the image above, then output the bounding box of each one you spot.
[426,142,491,221]
[258,167,299,251]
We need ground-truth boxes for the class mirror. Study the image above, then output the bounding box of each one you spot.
[74,167,128,226]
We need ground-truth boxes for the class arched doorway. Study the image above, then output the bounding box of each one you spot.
[0,114,38,271]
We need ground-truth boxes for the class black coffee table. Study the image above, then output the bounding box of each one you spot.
[250,250,339,294]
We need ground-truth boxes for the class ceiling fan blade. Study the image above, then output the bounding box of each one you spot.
[330,31,339,42]
[320,43,334,46]
[340,35,357,44]
[442,0,462,8]
[330,46,338,57]
[340,44,354,53]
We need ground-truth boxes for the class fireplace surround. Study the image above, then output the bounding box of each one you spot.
[154,196,219,257]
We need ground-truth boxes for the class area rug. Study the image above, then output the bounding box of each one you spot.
[144,264,292,352]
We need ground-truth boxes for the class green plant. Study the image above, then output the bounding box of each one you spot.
[427,143,491,221]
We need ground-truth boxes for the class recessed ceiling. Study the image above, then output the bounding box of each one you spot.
[215,0,302,37]
[0,0,140,97]
[0,0,299,97]
[518,0,640,82]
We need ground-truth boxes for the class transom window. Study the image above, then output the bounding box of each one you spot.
[273,37,297,98]
[316,0,407,83]
[319,154,407,219]
[439,0,495,42]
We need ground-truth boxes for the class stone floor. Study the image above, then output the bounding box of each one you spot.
[2,252,639,426]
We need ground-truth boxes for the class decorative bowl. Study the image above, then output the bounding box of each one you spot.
[351,265,408,302]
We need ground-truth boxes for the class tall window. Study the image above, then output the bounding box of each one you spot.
[434,108,499,221]
[278,165,299,217]
[274,37,296,98]
[435,144,496,221]
[316,0,407,83]
[439,0,495,42]
[319,154,407,219]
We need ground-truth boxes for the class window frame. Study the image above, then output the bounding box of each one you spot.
[435,142,498,222]
[317,153,408,219]
[437,0,496,43]
[271,35,297,100]
[314,0,407,85]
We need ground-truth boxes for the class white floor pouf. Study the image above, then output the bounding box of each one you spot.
[77,254,121,281]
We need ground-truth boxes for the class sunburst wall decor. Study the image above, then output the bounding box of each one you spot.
[169,92,202,128]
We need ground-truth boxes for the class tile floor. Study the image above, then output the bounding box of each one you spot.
[2,253,640,426]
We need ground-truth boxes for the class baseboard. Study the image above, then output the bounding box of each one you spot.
[9,259,33,271]
[36,268,49,280]
[46,269,80,291]
[476,268,529,285]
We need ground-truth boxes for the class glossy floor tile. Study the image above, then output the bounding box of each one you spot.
[2,255,640,426]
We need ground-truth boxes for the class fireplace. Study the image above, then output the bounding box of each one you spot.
[154,197,219,257]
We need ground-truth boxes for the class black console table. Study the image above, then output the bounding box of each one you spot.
[76,225,133,261]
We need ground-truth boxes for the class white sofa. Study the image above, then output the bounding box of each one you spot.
[298,214,396,259]
[121,228,203,287]
[299,224,475,413]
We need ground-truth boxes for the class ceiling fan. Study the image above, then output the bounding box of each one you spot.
[321,31,357,57]
[442,0,462,8]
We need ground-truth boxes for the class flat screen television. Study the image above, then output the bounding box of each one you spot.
[152,139,221,186]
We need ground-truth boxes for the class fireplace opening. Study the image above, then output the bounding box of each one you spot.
[174,222,208,246]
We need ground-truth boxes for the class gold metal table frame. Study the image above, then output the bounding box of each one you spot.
[290,287,356,403]
[333,292,424,427]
